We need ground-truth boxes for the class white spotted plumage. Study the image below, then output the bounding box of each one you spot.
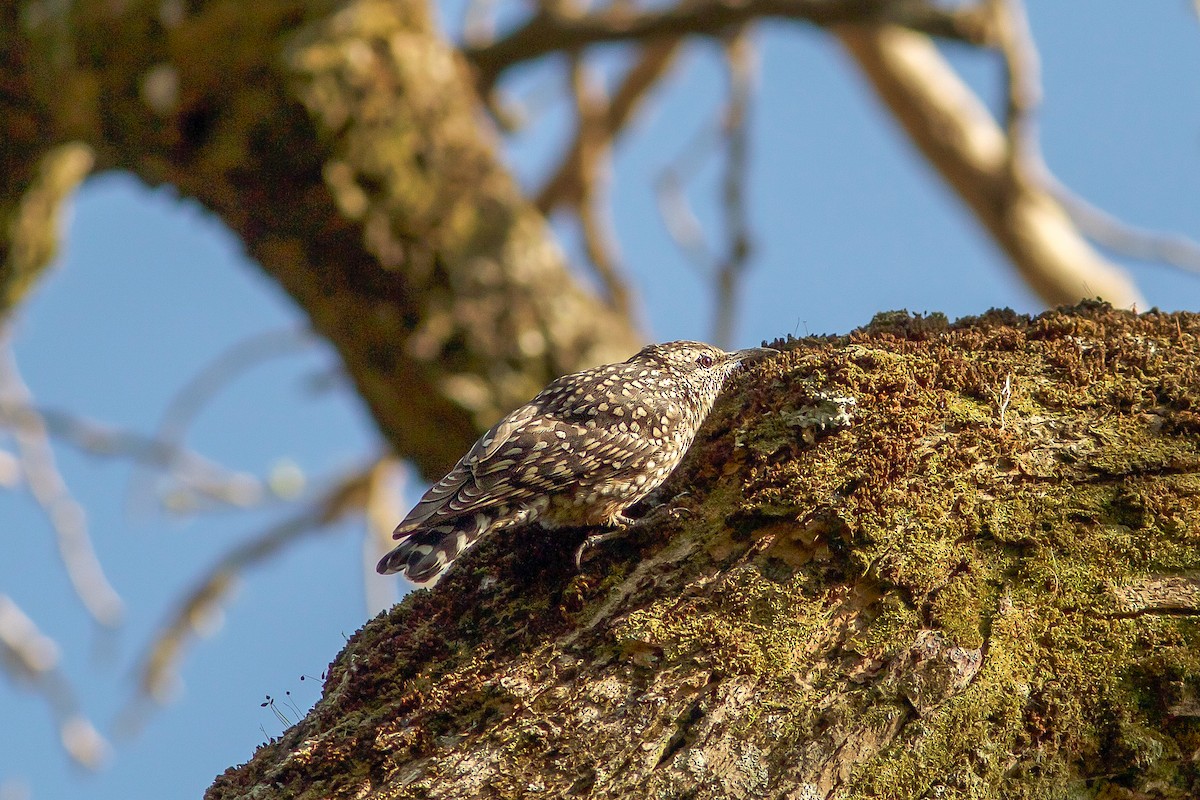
[376,341,775,583]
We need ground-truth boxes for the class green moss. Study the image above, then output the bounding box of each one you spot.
[211,305,1200,800]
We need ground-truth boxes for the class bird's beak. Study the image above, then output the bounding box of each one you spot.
[731,347,779,365]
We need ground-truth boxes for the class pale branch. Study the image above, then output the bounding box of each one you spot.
[836,23,1144,308]
[0,341,123,628]
[129,327,317,515]
[536,39,682,214]
[0,594,109,770]
[568,54,635,318]
[463,0,503,46]
[0,593,60,683]
[656,166,715,271]
[363,458,406,615]
[464,0,991,88]
[650,30,757,347]
[128,465,374,716]
[1050,181,1200,277]
[991,0,1041,174]
[0,402,267,510]
[710,28,756,350]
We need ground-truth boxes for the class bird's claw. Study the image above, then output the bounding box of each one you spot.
[574,528,625,569]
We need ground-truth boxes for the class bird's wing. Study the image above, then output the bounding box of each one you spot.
[392,403,554,537]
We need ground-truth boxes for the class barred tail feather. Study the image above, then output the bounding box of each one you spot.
[375,514,489,584]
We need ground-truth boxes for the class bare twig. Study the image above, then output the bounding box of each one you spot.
[655,103,726,274]
[0,594,59,682]
[463,0,501,47]
[991,0,1041,176]
[129,327,315,516]
[127,464,374,716]
[0,402,264,509]
[711,28,756,349]
[996,372,1012,428]
[537,39,682,213]
[1050,181,1200,276]
[0,340,123,627]
[566,54,634,318]
[465,0,992,89]
[0,594,109,769]
[653,29,758,347]
[655,164,715,272]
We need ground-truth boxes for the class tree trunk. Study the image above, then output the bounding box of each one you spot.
[0,0,641,477]
[207,304,1200,800]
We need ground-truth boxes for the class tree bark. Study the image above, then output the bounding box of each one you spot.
[0,0,640,477]
[208,304,1200,800]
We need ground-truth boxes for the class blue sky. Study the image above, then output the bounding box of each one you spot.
[2,5,1198,798]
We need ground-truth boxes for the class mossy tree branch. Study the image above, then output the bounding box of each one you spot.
[208,305,1200,800]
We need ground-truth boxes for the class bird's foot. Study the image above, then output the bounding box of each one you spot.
[638,497,692,525]
[574,526,628,569]
[573,500,692,569]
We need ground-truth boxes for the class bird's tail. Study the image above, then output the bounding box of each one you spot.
[375,514,488,584]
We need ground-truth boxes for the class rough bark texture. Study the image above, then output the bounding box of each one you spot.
[0,0,640,476]
[208,304,1200,800]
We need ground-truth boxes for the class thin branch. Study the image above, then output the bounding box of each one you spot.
[128,327,316,516]
[567,53,634,318]
[655,111,723,273]
[465,0,992,89]
[364,458,405,615]
[463,0,501,47]
[0,402,265,510]
[1050,180,1200,276]
[0,594,109,769]
[711,28,756,349]
[992,0,1041,177]
[126,464,374,720]
[652,30,758,346]
[835,22,1144,308]
[536,39,682,214]
[0,340,123,627]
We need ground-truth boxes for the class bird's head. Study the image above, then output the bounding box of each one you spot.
[633,340,777,403]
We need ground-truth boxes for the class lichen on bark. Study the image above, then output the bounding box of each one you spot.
[207,304,1200,800]
[1,0,640,477]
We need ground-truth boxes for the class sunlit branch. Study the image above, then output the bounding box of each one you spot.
[0,341,123,627]
[651,30,758,345]
[992,0,1041,175]
[711,28,756,350]
[0,402,265,509]
[126,463,374,724]
[1051,182,1200,276]
[537,39,682,214]
[363,458,406,615]
[129,327,316,515]
[465,0,991,88]
[0,594,109,769]
[567,54,635,319]
[655,116,721,272]
[836,22,1144,308]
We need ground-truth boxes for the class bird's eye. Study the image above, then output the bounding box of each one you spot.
[697,354,715,368]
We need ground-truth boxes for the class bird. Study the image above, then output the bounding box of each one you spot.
[376,340,778,584]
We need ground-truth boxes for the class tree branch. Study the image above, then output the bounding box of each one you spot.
[465,0,992,88]
[3,0,643,480]
[836,23,1144,308]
